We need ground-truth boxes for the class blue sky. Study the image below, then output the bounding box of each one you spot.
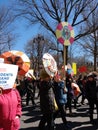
[0,0,39,53]
[12,20,39,52]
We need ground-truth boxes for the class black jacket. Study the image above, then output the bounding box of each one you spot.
[85,80,97,100]
[39,80,55,114]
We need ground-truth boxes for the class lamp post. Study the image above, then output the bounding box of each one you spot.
[33,35,44,77]
[33,35,40,76]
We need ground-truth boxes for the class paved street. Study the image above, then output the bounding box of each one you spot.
[20,96,98,130]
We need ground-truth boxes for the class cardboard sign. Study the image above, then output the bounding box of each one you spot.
[0,63,18,89]
[25,69,36,80]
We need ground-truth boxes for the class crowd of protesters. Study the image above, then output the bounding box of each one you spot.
[15,70,98,130]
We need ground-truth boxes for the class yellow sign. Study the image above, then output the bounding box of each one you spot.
[72,63,77,75]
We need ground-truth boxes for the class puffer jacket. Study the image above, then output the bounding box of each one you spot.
[0,88,22,130]
[39,80,55,114]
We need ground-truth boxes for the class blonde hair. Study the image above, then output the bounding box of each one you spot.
[40,69,50,80]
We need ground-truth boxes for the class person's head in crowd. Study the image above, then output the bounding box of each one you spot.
[87,73,94,81]
[40,69,50,81]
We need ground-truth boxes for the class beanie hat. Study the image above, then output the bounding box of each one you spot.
[40,69,50,79]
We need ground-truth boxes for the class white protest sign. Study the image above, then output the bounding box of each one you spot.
[0,63,18,89]
[42,53,57,77]
[0,58,4,63]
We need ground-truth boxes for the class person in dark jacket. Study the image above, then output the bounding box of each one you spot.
[53,73,71,130]
[25,77,35,106]
[38,69,55,130]
[85,73,98,124]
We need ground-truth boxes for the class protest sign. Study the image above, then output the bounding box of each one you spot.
[0,58,4,63]
[42,53,57,77]
[0,63,18,89]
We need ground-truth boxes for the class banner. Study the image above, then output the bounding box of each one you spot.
[0,63,18,89]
